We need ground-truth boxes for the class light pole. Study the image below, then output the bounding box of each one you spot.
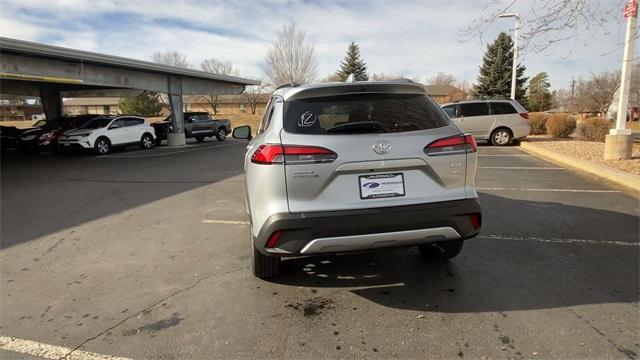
[498,13,520,100]
[605,0,637,160]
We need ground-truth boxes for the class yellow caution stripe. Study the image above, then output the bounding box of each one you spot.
[0,72,84,84]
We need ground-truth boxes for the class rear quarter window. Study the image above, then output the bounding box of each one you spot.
[125,118,144,126]
[490,102,518,115]
[283,93,449,134]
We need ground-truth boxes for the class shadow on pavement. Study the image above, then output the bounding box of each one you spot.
[272,193,639,313]
[0,140,246,249]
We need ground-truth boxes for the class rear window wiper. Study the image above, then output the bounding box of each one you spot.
[326,121,383,134]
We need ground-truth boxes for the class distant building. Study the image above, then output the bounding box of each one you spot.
[184,95,270,116]
[424,84,468,104]
[61,94,271,117]
[0,98,44,121]
[63,97,121,116]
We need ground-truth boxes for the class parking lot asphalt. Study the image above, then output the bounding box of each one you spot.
[1,140,638,359]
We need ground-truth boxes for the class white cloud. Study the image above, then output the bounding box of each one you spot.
[1,0,636,90]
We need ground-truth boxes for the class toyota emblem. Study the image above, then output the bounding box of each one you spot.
[372,140,391,155]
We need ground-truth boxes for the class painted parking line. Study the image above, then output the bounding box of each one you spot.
[99,142,243,158]
[478,154,533,157]
[477,187,620,193]
[480,234,639,247]
[479,166,564,170]
[0,335,131,360]
[202,219,250,225]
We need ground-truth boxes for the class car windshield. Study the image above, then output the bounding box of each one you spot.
[78,117,112,129]
[283,93,449,134]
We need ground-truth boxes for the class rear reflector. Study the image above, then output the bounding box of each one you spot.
[251,144,337,165]
[470,213,482,230]
[424,134,477,156]
[519,112,529,119]
[265,231,282,248]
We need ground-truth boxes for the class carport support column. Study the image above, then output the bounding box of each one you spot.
[167,76,186,146]
[39,84,63,120]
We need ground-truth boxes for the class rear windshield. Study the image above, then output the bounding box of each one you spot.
[283,93,449,134]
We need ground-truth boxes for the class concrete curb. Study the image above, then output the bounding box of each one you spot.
[519,141,640,197]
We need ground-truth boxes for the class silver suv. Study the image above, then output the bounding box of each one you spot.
[233,81,481,278]
[441,100,530,146]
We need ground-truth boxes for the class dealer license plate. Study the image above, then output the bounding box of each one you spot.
[359,173,405,200]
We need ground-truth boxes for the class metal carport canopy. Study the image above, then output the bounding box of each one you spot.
[0,37,260,95]
[0,37,260,145]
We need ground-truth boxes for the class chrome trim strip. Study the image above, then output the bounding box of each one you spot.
[300,227,461,254]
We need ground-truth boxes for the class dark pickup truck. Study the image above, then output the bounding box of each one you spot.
[152,112,231,145]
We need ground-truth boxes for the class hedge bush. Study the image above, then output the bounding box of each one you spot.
[580,117,613,142]
[545,113,576,138]
[528,112,550,135]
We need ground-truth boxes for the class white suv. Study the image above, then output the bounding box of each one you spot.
[232,81,481,278]
[59,116,156,154]
[441,100,530,146]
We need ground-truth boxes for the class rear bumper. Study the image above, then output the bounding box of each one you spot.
[512,125,531,139]
[254,198,481,257]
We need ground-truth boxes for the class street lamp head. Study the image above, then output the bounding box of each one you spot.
[498,13,520,19]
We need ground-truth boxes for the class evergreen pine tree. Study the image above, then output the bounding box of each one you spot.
[336,42,368,81]
[118,91,163,117]
[527,72,553,111]
[473,32,528,104]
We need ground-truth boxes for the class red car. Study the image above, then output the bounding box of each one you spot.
[19,115,97,154]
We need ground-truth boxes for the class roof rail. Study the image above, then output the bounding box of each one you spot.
[274,82,300,91]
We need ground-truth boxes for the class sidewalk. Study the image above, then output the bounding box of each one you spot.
[519,138,640,196]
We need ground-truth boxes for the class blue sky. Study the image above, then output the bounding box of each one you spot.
[1,0,635,90]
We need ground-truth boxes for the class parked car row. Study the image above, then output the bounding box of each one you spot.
[1,112,231,155]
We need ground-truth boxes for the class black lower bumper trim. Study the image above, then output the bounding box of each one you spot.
[255,198,481,256]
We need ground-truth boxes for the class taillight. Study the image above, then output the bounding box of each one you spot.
[424,134,477,156]
[519,112,529,119]
[265,231,282,248]
[251,144,337,165]
[251,144,285,164]
[470,213,482,230]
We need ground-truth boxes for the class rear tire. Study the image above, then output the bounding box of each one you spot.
[140,133,154,149]
[216,128,227,141]
[490,128,513,146]
[195,136,205,142]
[252,246,280,279]
[418,240,464,261]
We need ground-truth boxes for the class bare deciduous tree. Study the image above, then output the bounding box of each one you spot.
[263,24,318,87]
[152,51,190,68]
[427,72,457,86]
[196,95,219,115]
[242,83,269,115]
[455,80,472,94]
[201,59,239,76]
[199,58,241,115]
[461,0,622,53]
[574,71,621,115]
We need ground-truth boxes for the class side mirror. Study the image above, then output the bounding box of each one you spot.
[232,125,252,140]
[109,124,119,129]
